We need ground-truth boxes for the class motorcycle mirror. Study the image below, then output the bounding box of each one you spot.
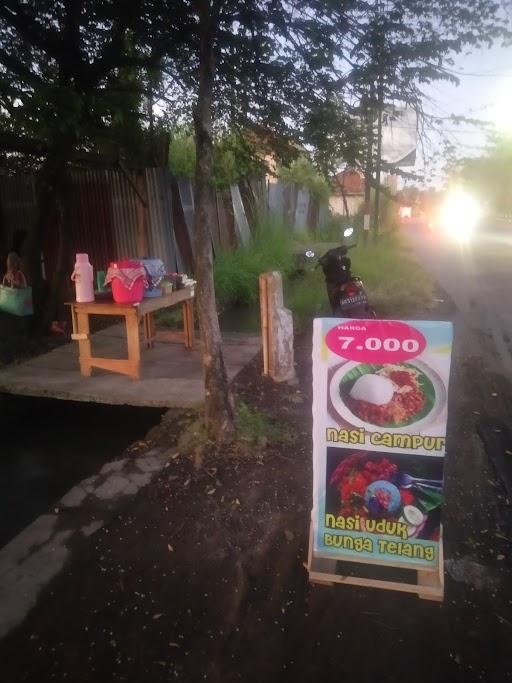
[343,226,354,238]
[305,250,315,258]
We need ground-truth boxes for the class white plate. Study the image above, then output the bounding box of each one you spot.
[329,359,447,434]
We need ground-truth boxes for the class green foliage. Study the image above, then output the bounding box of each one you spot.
[452,134,512,215]
[168,129,265,188]
[236,401,288,446]
[212,134,266,188]
[168,130,196,178]
[278,157,331,202]
[213,216,294,310]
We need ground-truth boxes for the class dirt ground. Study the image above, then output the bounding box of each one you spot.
[2,318,512,682]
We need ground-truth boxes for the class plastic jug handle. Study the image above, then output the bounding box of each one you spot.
[71,269,77,282]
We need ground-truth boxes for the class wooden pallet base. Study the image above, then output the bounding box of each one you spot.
[307,524,444,602]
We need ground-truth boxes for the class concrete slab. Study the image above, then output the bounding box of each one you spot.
[0,328,261,408]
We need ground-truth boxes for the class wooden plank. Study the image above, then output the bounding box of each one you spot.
[88,357,139,379]
[65,286,195,318]
[308,568,441,597]
[266,274,275,378]
[307,522,444,601]
[313,547,438,574]
[76,310,92,377]
[417,538,444,601]
[143,313,153,349]
[183,299,194,349]
[153,330,186,344]
[138,286,194,316]
[125,309,141,379]
[66,302,134,315]
[259,273,269,376]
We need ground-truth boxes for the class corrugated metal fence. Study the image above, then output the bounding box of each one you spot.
[0,168,258,283]
[0,170,328,286]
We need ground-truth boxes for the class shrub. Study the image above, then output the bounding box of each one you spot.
[278,156,331,202]
[168,129,265,188]
[213,215,294,310]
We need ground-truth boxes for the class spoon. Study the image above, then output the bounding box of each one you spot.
[392,472,443,489]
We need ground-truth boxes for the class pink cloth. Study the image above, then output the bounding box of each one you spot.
[104,264,146,290]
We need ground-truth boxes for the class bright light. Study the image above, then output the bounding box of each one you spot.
[438,189,483,242]
[344,226,354,237]
[489,90,512,132]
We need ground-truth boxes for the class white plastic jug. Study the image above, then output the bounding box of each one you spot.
[71,253,95,303]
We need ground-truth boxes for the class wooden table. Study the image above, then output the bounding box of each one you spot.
[67,287,194,379]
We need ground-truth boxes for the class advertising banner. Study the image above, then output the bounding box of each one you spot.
[312,318,453,569]
[381,106,417,167]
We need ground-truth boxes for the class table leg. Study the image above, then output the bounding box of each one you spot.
[183,300,194,350]
[143,312,156,349]
[76,310,92,377]
[126,309,141,379]
[149,312,156,344]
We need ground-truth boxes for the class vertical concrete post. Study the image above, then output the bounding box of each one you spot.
[259,271,295,383]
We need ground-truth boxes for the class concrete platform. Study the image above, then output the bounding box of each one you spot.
[0,325,261,407]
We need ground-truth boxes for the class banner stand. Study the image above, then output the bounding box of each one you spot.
[307,523,444,601]
[309,318,453,604]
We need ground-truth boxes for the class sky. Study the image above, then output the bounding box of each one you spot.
[417,41,512,184]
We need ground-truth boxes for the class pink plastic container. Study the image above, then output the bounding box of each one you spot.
[109,260,144,304]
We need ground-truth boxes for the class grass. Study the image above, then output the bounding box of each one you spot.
[160,219,435,333]
[351,232,435,316]
[236,401,289,446]
[213,215,294,311]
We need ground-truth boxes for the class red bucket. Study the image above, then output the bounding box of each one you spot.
[109,260,144,304]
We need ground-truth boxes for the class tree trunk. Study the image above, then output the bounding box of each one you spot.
[40,169,72,333]
[23,135,74,335]
[193,1,235,440]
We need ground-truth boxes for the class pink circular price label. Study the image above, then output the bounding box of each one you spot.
[325,320,426,363]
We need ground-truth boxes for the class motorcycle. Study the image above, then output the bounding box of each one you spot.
[304,230,375,318]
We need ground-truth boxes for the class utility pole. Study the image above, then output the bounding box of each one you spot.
[363,89,374,245]
[374,75,384,241]
[373,0,384,241]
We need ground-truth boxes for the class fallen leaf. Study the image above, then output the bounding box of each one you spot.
[183,479,191,488]
[167,544,174,552]
[235,498,241,506]
[492,393,498,397]
[153,613,163,620]
[207,488,216,495]
[169,642,181,648]
[497,554,505,561]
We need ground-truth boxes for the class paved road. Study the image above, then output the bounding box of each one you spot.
[409,225,512,377]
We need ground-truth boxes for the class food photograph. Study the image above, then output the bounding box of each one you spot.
[325,448,444,542]
[328,360,447,434]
